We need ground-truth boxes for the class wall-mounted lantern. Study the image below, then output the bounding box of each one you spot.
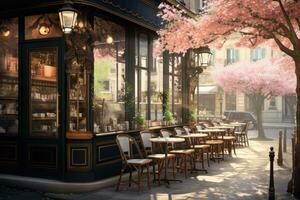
[58,2,78,34]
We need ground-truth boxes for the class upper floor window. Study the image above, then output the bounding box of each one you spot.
[251,48,266,62]
[198,0,206,11]
[226,48,239,65]
[268,97,277,110]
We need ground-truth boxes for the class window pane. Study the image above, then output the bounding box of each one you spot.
[25,14,62,40]
[150,57,163,121]
[0,18,19,136]
[93,17,126,133]
[174,75,182,123]
[225,93,236,110]
[140,69,148,118]
[139,34,148,68]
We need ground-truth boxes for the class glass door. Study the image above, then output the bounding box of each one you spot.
[28,47,59,137]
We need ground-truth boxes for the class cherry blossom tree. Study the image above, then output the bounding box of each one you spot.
[212,58,296,138]
[157,1,300,196]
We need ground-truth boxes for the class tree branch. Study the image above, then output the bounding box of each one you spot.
[272,33,296,57]
[275,0,299,45]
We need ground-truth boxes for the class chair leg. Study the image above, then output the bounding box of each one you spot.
[201,149,204,169]
[232,140,237,156]
[129,168,132,187]
[222,143,225,160]
[184,155,187,178]
[116,165,125,191]
[172,157,176,178]
[246,135,249,146]
[152,162,156,184]
[137,166,141,192]
[147,164,151,190]
[207,150,210,167]
[158,160,162,186]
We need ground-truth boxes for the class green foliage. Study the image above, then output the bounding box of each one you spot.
[188,106,197,122]
[134,112,145,126]
[163,91,174,122]
[94,57,114,98]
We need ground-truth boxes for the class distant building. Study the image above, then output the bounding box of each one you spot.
[195,36,296,123]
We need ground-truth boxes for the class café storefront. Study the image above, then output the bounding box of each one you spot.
[0,0,188,182]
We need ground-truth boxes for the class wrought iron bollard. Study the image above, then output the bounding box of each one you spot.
[277,131,283,166]
[269,147,275,200]
[283,128,287,153]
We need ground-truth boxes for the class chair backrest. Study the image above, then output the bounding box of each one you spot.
[116,134,143,163]
[195,125,203,132]
[244,122,249,134]
[160,129,172,138]
[174,127,186,136]
[140,132,154,155]
[183,126,192,135]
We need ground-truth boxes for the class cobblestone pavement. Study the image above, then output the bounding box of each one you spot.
[0,131,297,200]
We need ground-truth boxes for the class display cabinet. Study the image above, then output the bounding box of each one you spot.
[0,71,19,136]
[67,62,89,133]
[29,47,59,137]
[0,18,19,136]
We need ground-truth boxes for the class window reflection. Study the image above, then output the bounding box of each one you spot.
[93,17,126,133]
[135,33,149,122]
[0,18,18,136]
[169,54,182,124]
[150,56,163,122]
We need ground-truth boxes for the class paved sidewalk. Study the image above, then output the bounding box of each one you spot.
[0,139,296,200]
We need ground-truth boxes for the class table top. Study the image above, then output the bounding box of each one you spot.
[197,129,226,133]
[177,133,208,138]
[228,122,246,125]
[150,137,185,143]
[206,126,235,129]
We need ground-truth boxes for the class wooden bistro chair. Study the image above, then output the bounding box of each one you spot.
[139,131,176,185]
[217,127,237,156]
[235,122,250,147]
[116,134,152,191]
[160,129,194,178]
[182,126,210,168]
[205,130,225,162]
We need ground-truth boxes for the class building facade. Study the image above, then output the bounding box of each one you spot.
[0,0,203,182]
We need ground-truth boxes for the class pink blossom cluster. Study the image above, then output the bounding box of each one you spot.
[212,58,296,96]
[156,1,300,54]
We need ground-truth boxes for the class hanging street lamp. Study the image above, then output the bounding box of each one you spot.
[58,2,78,34]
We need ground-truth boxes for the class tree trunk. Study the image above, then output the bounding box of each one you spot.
[250,94,266,139]
[292,59,300,198]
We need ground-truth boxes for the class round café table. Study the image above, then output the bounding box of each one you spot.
[150,137,185,186]
[177,133,208,173]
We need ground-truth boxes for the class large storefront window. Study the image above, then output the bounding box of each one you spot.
[93,17,126,133]
[0,18,18,136]
[135,33,149,119]
[169,54,182,123]
[150,56,163,122]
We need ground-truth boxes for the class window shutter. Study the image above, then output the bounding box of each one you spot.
[235,49,239,62]
[262,48,266,59]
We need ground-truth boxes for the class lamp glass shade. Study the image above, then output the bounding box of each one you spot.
[58,4,78,34]
[199,52,212,67]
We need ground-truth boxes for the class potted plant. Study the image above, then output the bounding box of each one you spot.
[134,112,145,130]
[163,109,174,126]
[188,106,197,125]
[162,91,174,126]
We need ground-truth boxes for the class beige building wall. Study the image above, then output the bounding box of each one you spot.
[197,34,288,122]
